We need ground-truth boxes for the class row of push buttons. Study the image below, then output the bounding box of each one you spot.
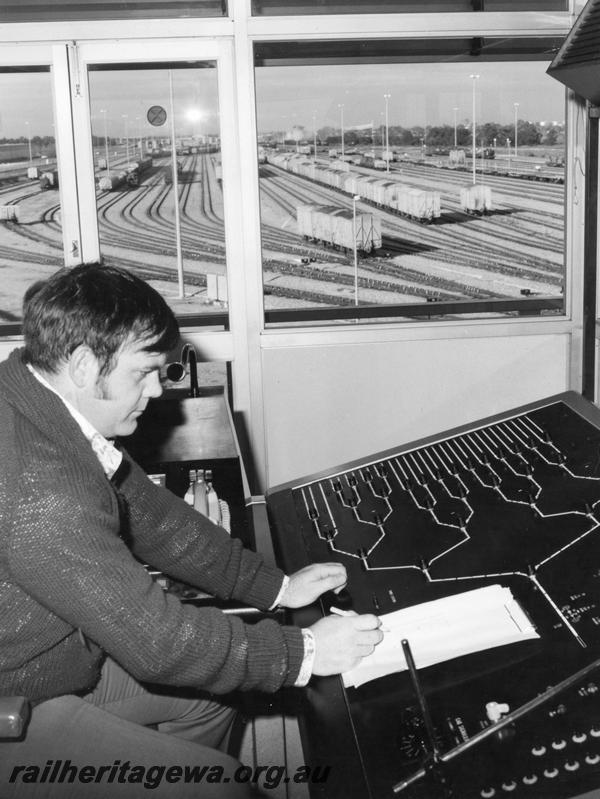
[530,725,600,756]
[479,753,600,796]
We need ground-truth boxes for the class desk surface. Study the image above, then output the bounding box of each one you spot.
[123,391,238,465]
[267,391,600,799]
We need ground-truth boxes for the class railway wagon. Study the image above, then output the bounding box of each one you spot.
[349,175,440,223]
[359,177,396,206]
[391,185,441,223]
[0,205,18,221]
[460,184,493,215]
[296,203,382,255]
[267,153,442,224]
[330,159,350,172]
[125,157,152,186]
[162,160,183,185]
[39,170,59,190]
[338,171,362,196]
[373,179,400,208]
[311,164,341,190]
[98,158,152,190]
[268,152,291,169]
[351,175,380,203]
[449,149,466,166]
[98,170,128,190]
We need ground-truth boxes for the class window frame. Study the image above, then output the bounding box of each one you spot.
[0,8,578,335]
[72,37,246,334]
[0,3,585,494]
[247,10,579,330]
[0,44,81,337]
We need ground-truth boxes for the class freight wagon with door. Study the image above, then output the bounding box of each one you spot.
[460,184,493,215]
[296,204,382,255]
[39,170,59,190]
[268,152,441,224]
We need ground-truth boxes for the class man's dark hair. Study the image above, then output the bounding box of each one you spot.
[23,263,180,375]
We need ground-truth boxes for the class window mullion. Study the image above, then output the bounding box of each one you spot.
[51,44,87,266]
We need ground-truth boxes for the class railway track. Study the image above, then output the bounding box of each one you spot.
[262,164,562,292]
[0,150,565,312]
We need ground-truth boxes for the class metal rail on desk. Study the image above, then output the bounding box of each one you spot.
[393,654,600,795]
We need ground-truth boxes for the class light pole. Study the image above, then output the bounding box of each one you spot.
[100,109,110,174]
[291,113,299,153]
[383,93,391,173]
[122,114,130,164]
[352,195,361,307]
[338,103,345,158]
[135,116,142,157]
[25,121,32,165]
[506,137,511,173]
[453,107,459,149]
[513,102,519,160]
[313,112,317,161]
[470,74,479,185]
[168,69,184,299]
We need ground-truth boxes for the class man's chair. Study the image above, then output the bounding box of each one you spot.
[0,697,30,739]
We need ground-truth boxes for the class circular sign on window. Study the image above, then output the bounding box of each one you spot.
[147,106,167,127]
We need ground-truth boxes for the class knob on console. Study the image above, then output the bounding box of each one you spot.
[486,701,510,723]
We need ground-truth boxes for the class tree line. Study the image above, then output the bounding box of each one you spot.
[288,121,565,149]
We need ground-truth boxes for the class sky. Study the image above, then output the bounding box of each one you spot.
[0,59,565,141]
[254,61,566,133]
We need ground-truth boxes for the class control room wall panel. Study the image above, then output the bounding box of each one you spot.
[261,332,571,489]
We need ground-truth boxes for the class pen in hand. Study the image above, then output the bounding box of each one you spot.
[330,606,355,617]
[330,606,390,633]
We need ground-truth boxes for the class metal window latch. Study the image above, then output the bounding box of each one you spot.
[67,42,82,98]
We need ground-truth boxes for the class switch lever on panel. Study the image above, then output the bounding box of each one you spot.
[486,702,510,723]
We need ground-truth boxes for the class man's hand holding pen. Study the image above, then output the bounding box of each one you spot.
[282,561,384,677]
[310,610,384,675]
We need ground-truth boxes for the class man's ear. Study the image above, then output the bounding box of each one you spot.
[68,345,100,389]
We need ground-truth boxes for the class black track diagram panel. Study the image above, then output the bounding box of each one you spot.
[266,392,600,799]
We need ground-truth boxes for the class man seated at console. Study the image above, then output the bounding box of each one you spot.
[0,264,382,799]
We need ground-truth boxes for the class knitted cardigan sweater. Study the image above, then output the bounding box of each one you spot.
[0,349,305,704]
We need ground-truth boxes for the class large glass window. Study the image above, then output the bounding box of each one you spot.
[1,0,226,23]
[88,63,227,321]
[251,0,568,15]
[0,68,62,326]
[255,38,567,324]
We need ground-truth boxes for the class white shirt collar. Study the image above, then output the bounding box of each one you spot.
[27,363,123,479]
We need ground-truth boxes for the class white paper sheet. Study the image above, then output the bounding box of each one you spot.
[342,584,538,688]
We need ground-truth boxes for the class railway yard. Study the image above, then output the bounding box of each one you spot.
[0,148,565,321]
